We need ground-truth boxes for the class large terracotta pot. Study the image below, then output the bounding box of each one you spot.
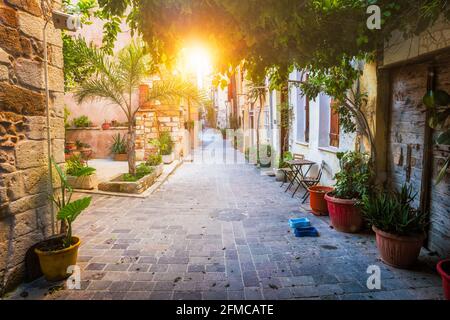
[308,186,334,216]
[324,193,363,233]
[437,259,450,300]
[373,226,425,269]
[35,237,80,281]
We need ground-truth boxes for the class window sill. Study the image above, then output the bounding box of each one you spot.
[318,146,340,154]
[295,141,309,147]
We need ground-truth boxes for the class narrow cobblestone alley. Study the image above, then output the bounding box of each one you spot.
[7,132,444,300]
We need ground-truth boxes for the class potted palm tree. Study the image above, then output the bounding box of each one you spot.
[324,151,371,233]
[361,184,428,269]
[35,160,92,281]
[74,41,204,178]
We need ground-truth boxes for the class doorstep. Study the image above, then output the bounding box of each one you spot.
[72,160,183,198]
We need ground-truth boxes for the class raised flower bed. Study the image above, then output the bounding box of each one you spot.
[98,164,163,194]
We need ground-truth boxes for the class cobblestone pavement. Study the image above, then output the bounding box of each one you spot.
[7,132,444,300]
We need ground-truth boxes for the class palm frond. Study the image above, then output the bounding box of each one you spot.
[74,77,127,113]
[117,40,151,89]
[147,78,208,106]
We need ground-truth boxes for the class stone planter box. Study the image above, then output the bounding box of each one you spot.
[98,164,163,194]
[162,152,175,164]
[67,174,98,190]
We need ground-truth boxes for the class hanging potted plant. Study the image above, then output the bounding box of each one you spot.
[35,159,92,281]
[361,184,428,269]
[111,133,128,161]
[437,259,450,300]
[324,151,371,233]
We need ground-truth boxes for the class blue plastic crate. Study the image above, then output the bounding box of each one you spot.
[288,217,311,229]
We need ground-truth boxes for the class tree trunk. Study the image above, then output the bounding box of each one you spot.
[127,126,136,175]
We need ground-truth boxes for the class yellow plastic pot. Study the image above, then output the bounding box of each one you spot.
[35,237,80,281]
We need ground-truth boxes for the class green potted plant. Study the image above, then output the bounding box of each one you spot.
[274,151,293,181]
[72,115,92,128]
[111,133,127,161]
[35,159,92,281]
[324,151,371,233]
[361,184,428,269]
[258,144,272,168]
[66,154,97,190]
[75,140,92,160]
[152,132,175,164]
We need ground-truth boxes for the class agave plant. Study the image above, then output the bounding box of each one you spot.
[50,158,92,248]
[361,184,428,236]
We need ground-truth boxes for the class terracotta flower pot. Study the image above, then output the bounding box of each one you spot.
[308,186,334,216]
[35,237,80,281]
[102,123,111,130]
[113,153,128,161]
[324,193,363,233]
[373,226,425,269]
[437,259,450,300]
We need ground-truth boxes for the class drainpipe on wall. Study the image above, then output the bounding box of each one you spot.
[42,16,56,235]
[42,5,81,235]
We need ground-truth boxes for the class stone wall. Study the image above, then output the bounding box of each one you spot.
[66,127,128,159]
[135,106,184,161]
[0,0,64,294]
[135,84,186,161]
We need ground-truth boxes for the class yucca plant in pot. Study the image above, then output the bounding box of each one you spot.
[111,133,127,161]
[35,159,92,281]
[361,184,428,269]
[324,151,371,233]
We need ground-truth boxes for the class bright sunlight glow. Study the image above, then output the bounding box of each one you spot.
[181,46,213,88]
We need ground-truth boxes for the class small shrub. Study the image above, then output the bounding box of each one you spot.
[75,140,91,149]
[332,151,372,199]
[72,115,92,128]
[122,163,154,181]
[151,132,174,155]
[146,153,162,166]
[66,155,96,177]
[278,151,293,168]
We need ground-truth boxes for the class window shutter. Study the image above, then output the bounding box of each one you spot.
[329,99,340,147]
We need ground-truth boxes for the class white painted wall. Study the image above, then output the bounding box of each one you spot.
[288,70,356,186]
[214,86,229,128]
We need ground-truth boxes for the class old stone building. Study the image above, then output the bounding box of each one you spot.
[0,0,64,294]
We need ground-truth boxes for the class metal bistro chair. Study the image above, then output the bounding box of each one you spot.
[299,161,326,204]
[279,153,304,188]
